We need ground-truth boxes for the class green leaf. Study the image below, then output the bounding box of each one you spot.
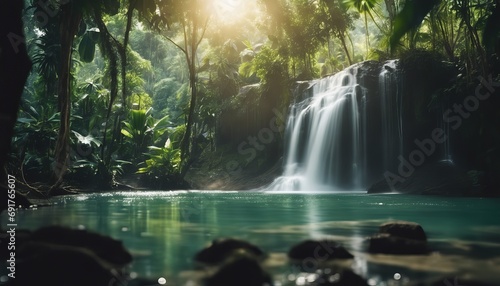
[78,33,96,63]
[121,129,133,138]
[114,160,132,165]
[17,118,34,124]
[87,28,100,42]
[137,167,148,174]
[153,115,170,130]
[47,112,60,123]
[147,146,163,152]
[72,131,102,147]
[29,106,39,116]
[390,0,441,51]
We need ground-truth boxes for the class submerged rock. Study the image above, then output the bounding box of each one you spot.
[368,233,428,255]
[205,255,273,286]
[379,221,427,242]
[29,225,132,265]
[288,239,354,261]
[368,221,429,255]
[195,238,265,264]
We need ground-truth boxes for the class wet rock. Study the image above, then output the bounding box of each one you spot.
[10,242,119,286]
[369,221,429,255]
[366,179,392,194]
[288,239,354,261]
[28,225,132,265]
[368,233,428,255]
[195,238,265,264]
[205,255,272,286]
[379,221,427,242]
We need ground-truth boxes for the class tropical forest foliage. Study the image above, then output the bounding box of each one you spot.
[9,0,500,191]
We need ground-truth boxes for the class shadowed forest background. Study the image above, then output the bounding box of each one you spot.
[2,0,500,195]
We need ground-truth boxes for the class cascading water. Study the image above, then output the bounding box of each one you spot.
[270,66,364,191]
[269,61,404,191]
[379,60,403,173]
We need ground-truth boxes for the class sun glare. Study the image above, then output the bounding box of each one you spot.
[212,0,246,23]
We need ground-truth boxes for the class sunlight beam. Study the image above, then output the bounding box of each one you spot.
[212,0,245,23]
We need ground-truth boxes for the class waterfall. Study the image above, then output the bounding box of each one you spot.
[269,61,404,191]
[270,66,364,191]
[379,60,403,173]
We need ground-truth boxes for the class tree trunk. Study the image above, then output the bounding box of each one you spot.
[51,3,82,191]
[384,0,396,23]
[180,46,198,168]
[339,34,352,65]
[0,1,32,169]
[122,0,136,106]
[364,13,370,56]
[93,10,119,166]
[0,1,32,212]
[180,4,200,167]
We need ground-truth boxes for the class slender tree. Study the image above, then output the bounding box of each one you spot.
[344,0,381,55]
[153,0,211,171]
[48,0,121,192]
[51,1,84,191]
[321,0,354,65]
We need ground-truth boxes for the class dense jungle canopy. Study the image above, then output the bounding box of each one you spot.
[6,0,500,192]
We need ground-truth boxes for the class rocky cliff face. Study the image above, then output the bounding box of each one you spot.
[215,56,484,194]
[277,58,459,191]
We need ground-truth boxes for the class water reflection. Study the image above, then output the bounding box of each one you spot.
[4,192,500,284]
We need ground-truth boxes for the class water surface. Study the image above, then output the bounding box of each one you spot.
[4,191,500,285]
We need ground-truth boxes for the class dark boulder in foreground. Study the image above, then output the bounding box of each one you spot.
[288,239,354,261]
[29,225,132,265]
[6,226,132,286]
[369,221,429,255]
[205,255,273,286]
[195,238,265,264]
[11,242,119,286]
